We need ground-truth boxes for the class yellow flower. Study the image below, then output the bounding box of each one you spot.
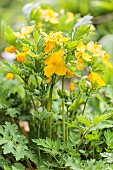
[86,41,105,56]
[21,26,33,35]
[4,45,16,53]
[69,83,75,91]
[6,72,14,80]
[75,51,92,70]
[37,22,42,28]
[44,41,55,55]
[44,50,67,77]
[16,53,26,63]
[76,42,92,62]
[66,12,75,23]
[13,32,25,39]
[88,72,106,87]
[14,26,33,39]
[102,53,112,68]
[41,31,70,44]
[77,41,85,52]
[22,46,29,52]
[82,53,92,61]
[40,9,59,24]
[76,58,84,70]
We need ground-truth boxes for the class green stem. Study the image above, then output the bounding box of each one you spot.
[47,82,54,139]
[38,122,41,157]
[82,97,89,115]
[72,92,81,120]
[62,76,66,142]
[31,96,36,110]
[66,106,69,142]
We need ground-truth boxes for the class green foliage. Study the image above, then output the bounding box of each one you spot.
[0,122,28,161]
[74,25,90,41]
[0,2,113,169]
[4,25,16,44]
[4,163,25,170]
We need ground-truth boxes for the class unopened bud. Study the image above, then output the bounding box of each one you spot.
[69,83,75,91]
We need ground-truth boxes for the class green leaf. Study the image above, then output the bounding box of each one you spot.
[65,156,83,170]
[67,41,77,49]
[28,74,37,87]
[12,163,25,170]
[1,61,13,73]
[105,85,113,100]
[0,150,10,168]
[4,166,11,170]
[90,120,113,131]
[100,152,113,164]
[33,138,61,156]
[33,28,39,42]
[0,122,29,161]
[4,25,16,44]
[92,113,111,125]
[74,25,90,41]
[104,130,113,149]
[6,108,20,117]
[85,131,98,142]
[76,115,91,128]
[12,85,25,99]
[12,64,21,75]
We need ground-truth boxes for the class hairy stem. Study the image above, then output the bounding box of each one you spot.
[62,76,66,142]
[66,106,69,142]
[82,97,89,115]
[26,158,33,170]
[47,82,54,139]
[72,92,81,120]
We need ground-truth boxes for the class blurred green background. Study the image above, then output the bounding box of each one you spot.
[1,0,113,59]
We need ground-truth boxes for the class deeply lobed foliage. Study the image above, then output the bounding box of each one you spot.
[0,3,113,170]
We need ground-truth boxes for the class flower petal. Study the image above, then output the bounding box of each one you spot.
[55,62,67,76]
[44,64,56,77]
[54,50,64,62]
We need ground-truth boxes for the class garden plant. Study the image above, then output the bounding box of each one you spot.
[1,3,113,170]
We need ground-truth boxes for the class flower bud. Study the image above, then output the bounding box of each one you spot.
[66,69,74,77]
[45,77,51,84]
[6,72,14,80]
[69,83,75,91]
[16,53,26,63]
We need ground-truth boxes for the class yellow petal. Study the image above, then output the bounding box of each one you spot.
[44,64,56,77]
[44,42,55,54]
[82,52,92,61]
[88,72,106,87]
[55,62,67,76]
[102,53,112,68]
[21,26,33,35]
[103,53,110,60]
[77,41,85,52]
[75,51,82,59]
[54,50,64,62]
[66,12,75,23]
[13,32,25,39]
[5,45,16,53]
[44,52,56,65]
[76,59,84,70]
